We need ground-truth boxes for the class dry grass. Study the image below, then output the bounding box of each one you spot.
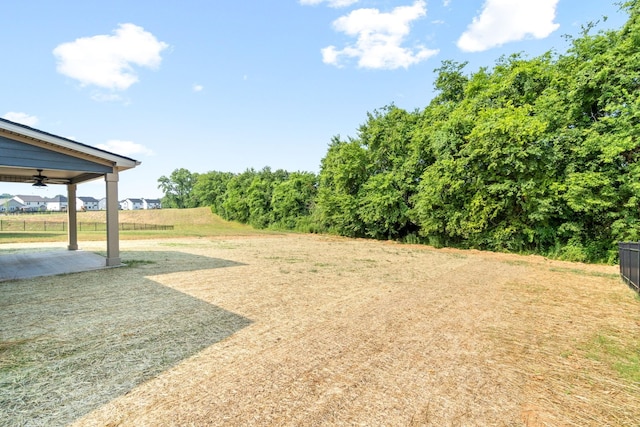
[1,234,639,426]
[0,248,251,426]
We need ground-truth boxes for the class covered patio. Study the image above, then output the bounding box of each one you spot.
[0,117,140,270]
[0,249,108,281]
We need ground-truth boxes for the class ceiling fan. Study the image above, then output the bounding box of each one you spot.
[29,169,70,187]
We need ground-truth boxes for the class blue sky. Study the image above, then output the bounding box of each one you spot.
[0,0,629,199]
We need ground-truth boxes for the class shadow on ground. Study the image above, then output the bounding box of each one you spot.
[0,251,252,426]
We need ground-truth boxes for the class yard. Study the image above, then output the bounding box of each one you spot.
[1,233,639,426]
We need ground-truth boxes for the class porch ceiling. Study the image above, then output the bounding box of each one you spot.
[0,166,104,185]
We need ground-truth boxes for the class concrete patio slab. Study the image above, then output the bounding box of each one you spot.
[0,250,109,282]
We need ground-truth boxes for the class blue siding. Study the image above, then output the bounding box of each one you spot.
[0,136,112,173]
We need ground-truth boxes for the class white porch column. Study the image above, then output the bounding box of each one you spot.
[105,171,121,266]
[67,184,78,250]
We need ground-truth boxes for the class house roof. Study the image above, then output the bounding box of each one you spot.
[15,194,49,203]
[0,117,140,186]
[78,196,99,203]
[0,198,24,206]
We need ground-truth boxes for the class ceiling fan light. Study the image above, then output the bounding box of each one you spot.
[33,181,47,188]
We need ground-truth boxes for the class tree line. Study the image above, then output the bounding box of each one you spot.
[158,1,640,263]
[158,167,319,231]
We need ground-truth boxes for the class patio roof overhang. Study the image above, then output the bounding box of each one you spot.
[0,118,139,186]
[0,117,141,267]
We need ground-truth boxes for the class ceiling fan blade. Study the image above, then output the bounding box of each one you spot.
[46,178,71,185]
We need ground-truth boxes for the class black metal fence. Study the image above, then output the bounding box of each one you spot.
[0,220,173,232]
[619,242,640,294]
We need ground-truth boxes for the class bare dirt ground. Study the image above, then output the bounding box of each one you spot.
[4,234,640,426]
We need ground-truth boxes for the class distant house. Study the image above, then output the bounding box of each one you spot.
[77,196,99,211]
[13,195,47,212]
[119,198,161,210]
[142,198,162,209]
[0,197,24,213]
[3,195,161,212]
[47,195,68,212]
[120,198,143,210]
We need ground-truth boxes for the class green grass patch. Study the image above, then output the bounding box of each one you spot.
[548,267,620,279]
[505,260,532,266]
[314,262,333,267]
[122,259,156,268]
[264,256,306,263]
[0,232,67,243]
[582,332,640,384]
[447,252,468,259]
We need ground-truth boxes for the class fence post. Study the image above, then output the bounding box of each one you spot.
[626,242,630,284]
[636,242,640,293]
[622,242,627,282]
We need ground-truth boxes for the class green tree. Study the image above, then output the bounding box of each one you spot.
[157,168,199,208]
[219,169,257,223]
[433,60,469,104]
[193,171,234,214]
[553,0,640,260]
[413,47,564,251]
[357,171,411,239]
[271,172,318,229]
[315,136,368,236]
[245,167,283,228]
[216,167,289,228]
[356,105,423,239]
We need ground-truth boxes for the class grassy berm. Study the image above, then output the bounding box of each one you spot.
[0,207,269,243]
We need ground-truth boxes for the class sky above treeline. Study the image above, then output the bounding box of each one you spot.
[0,0,629,199]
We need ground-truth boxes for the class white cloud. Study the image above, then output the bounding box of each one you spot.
[2,112,39,127]
[53,23,169,91]
[192,84,204,92]
[95,140,155,157]
[300,0,358,7]
[457,0,560,52]
[322,0,438,69]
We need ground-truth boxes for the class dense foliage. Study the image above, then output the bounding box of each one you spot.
[160,167,319,231]
[158,1,640,263]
